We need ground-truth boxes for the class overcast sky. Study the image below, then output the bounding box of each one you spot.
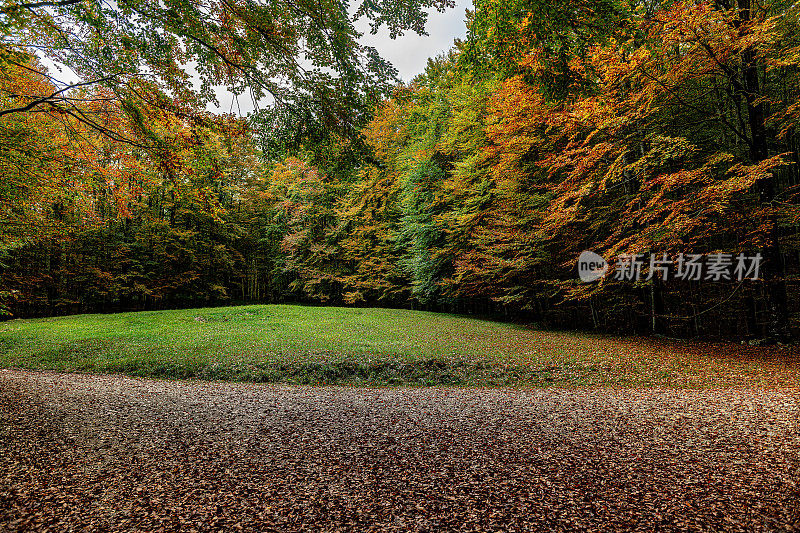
[214,0,473,115]
[355,0,472,83]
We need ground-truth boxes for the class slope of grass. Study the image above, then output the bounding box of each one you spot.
[0,304,797,387]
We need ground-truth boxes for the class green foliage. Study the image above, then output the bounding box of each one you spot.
[460,0,626,95]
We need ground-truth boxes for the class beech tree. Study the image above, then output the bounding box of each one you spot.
[1,0,454,145]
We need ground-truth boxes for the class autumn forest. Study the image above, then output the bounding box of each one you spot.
[2,0,800,341]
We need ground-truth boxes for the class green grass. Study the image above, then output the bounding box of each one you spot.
[0,304,797,387]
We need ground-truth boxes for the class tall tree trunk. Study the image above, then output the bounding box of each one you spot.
[650,278,664,335]
[589,296,599,330]
[737,0,790,340]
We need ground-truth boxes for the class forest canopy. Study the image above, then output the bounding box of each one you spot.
[1,0,799,341]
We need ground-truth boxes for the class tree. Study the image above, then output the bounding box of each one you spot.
[1,0,455,147]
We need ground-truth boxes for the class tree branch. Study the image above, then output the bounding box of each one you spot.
[0,74,119,118]
[1,0,82,13]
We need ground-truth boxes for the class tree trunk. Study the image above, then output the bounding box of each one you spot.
[650,279,664,335]
[737,0,790,340]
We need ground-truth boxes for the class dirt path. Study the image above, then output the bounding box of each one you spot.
[1,370,799,532]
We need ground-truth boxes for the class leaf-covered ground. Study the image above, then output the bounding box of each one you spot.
[1,305,798,387]
[1,370,798,531]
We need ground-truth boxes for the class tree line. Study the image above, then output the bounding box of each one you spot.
[2,0,799,340]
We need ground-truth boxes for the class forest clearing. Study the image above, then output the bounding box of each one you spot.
[3,0,800,529]
[1,305,797,387]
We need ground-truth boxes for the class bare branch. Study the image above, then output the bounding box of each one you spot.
[0,74,119,118]
[1,0,82,13]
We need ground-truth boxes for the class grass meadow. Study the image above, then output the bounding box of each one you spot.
[1,304,797,387]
